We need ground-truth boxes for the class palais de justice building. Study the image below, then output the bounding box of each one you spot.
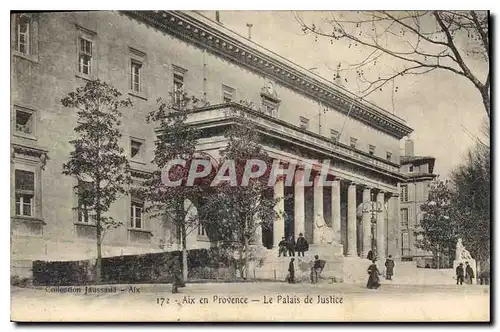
[11,11,415,277]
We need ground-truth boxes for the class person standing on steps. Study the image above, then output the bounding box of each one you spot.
[287,258,295,284]
[286,235,296,257]
[456,263,465,285]
[278,237,287,257]
[311,255,323,284]
[296,233,309,257]
[465,262,475,285]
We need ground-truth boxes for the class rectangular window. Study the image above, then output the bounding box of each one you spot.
[400,185,408,202]
[401,231,410,255]
[330,129,339,143]
[130,60,142,93]
[350,137,357,149]
[15,109,34,135]
[173,73,184,107]
[400,208,409,228]
[78,38,92,75]
[409,165,414,173]
[15,170,34,217]
[299,116,309,130]
[368,145,375,156]
[130,138,144,160]
[77,180,92,223]
[130,197,144,229]
[262,96,279,117]
[386,151,392,161]
[222,85,234,103]
[16,15,30,54]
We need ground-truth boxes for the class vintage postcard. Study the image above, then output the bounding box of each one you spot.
[10,10,490,322]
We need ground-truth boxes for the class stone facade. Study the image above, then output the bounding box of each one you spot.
[11,11,413,274]
[399,139,437,263]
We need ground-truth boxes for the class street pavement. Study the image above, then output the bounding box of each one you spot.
[11,282,490,322]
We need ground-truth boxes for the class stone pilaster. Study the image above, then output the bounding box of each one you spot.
[273,178,285,247]
[347,182,357,257]
[362,187,372,258]
[294,167,305,239]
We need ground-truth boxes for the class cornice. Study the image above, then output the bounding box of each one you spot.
[122,10,414,140]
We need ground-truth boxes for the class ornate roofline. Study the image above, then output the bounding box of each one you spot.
[123,10,414,139]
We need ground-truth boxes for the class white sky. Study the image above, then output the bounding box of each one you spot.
[198,10,489,178]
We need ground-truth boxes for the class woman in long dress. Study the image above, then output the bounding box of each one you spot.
[366,260,381,289]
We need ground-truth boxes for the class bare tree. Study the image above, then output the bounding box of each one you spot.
[295,11,489,117]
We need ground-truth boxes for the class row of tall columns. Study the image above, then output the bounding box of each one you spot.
[269,169,399,259]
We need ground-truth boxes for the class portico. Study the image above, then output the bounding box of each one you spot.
[185,104,409,264]
[261,163,401,260]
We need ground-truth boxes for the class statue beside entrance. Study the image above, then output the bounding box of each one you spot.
[314,213,334,245]
[453,238,477,284]
[455,238,472,261]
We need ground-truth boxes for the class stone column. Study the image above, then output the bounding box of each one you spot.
[346,182,357,257]
[376,190,386,259]
[294,167,305,239]
[362,187,372,258]
[313,173,324,244]
[273,178,285,248]
[331,178,341,244]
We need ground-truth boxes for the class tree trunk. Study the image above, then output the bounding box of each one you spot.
[436,244,440,270]
[181,222,188,281]
[480,86,490,118]
[96,228,102,283]
[95,177,102,284]
[244,236,249,280]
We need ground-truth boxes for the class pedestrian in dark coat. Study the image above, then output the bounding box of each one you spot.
[287,235,296,257]
[367,250,374,261]
[465,262,475,284]
[456,263,465,285]
[278,237,287,257]
[296,233,309,257]
[287,258,295,284]
[385,255,395,280]
[366,260,381,289]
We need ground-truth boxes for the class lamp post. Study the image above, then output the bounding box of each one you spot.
[362,192,384,259]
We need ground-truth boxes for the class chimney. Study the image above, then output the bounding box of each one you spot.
[246,23,253,40]
[404,139,414,156]
[215,11,221,23]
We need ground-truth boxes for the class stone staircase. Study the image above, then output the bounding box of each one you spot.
[341,259,457,286]
[251,246,344,283]
[252,250,459,286]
